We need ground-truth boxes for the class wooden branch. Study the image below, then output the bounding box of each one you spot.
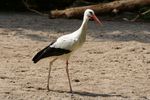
[131,9,150,21]
[49,0,150,19]
[123,9,150,22]
[22,0,48,16]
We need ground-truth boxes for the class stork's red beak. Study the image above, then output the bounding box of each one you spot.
[91,15,102,25]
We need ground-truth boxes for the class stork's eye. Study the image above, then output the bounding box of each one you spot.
[89,12,93,15]
[88,12,93,19]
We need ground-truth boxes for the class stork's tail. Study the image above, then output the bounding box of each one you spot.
[32,53,42,63]
[32,56,40,63]
[32,46,49,63]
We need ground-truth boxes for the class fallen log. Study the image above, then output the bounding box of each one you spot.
[49,0,150,19]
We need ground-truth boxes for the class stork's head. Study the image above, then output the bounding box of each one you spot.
[84,9,102,25]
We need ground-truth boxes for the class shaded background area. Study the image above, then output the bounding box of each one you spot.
[0,13,149,43]
[0,0,110,11]
[0,0,149,20]
[0,0,75,11]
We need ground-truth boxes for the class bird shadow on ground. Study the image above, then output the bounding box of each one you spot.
[48,89,128,98]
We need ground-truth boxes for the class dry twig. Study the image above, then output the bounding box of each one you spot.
[22,0,48,16]
[131,9,150,22]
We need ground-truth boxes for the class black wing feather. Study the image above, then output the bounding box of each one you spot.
[32,45,71,63]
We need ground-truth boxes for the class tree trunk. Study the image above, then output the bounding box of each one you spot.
[49,0,150,19]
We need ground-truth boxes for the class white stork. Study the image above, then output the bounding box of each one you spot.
[32,9,101,93]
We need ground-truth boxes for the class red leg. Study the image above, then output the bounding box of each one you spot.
[66,60,73,93]
[47,58,57,91]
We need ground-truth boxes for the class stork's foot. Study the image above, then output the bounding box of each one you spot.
[69,90,74,96]
[69,89,73,94]
[47,85,50,91]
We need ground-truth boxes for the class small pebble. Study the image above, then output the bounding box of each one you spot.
[73,79,80,82]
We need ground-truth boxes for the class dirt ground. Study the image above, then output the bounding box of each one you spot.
[0,13,150,100]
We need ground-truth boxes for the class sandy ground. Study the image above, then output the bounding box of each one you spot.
[0,13,150,100]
